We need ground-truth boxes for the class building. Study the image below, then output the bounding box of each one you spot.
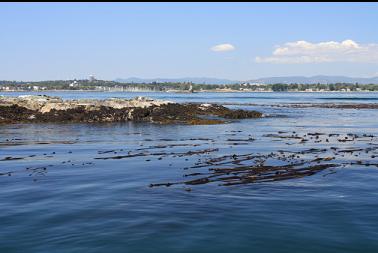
[69,80,80,87]
[247,82,266,86]
[89,75,96,82]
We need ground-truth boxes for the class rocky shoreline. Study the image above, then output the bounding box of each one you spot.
[0,95,262,124]
[221,102,378,109]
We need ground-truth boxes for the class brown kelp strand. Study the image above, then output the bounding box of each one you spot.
[149,163,338,187]
[94,148,219,160]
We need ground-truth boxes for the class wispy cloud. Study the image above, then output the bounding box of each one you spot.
[211,43,235,52]
[256,40,378,64]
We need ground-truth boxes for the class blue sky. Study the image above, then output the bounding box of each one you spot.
[1,2,378,81]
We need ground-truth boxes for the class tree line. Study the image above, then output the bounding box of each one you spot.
[1,80,378,91]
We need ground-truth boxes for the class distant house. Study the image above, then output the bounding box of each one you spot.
[248,82,266,86]
[69,81,80,87]
[89,75,96,82]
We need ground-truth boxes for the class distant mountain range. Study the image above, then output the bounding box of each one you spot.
[115,75,378,85]
[247,75,378,85]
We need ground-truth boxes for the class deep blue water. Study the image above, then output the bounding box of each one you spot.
[1,92,378,253]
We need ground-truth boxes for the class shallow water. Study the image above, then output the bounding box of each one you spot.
[1,92,378,253]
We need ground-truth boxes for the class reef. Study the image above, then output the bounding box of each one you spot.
[0,95,262,125]
[221,102,378,109]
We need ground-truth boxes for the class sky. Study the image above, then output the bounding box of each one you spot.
[1,2,378,81]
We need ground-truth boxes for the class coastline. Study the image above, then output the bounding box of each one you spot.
[2,89,378,93]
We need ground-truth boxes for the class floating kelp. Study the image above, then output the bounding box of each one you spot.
[149,131,378,188]
[0,156,25,161]
[149,162,338,187]
[94,148,219,160]
[1,128,377,188]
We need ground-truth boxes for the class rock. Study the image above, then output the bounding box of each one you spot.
[0,95,171,113]
[0,95,63,111]
[0,95,262,125]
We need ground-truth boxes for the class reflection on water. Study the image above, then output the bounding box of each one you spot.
[1,92,378,253]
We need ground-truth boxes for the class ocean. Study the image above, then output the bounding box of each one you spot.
[1,91,378,253]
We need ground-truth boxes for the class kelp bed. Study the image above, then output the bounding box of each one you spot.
[148,131,378,188]
[1,131,377,188]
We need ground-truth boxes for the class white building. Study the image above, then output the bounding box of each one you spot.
[69,81,79,87]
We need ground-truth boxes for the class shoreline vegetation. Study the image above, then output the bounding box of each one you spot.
[2,79,378,92]
[0,95,262,125]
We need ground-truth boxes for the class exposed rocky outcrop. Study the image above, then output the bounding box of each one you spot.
[0,95,170,113]
[0,95,262,124]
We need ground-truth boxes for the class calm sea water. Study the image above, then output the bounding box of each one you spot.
[1,91,378,253]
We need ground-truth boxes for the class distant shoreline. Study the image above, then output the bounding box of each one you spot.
[1,89,378,93]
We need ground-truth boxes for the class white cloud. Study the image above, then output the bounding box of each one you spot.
[256,40,378,64]
[211,43,235,52]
